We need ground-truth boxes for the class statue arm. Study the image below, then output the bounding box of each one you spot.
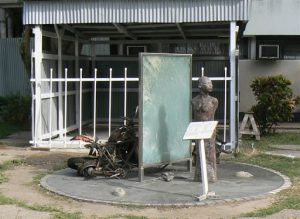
[191,98,201,111]
[213,98,218,111]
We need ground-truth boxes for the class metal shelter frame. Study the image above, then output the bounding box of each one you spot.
[23,0,250,149]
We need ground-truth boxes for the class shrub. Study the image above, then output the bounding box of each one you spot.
[250,75,300,135]
[0,94,31,127]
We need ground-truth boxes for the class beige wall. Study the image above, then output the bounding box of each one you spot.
[239,60,300,113]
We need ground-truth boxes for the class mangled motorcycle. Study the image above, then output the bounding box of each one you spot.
[67,116,138,178]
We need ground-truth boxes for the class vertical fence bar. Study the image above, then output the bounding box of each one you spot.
[79,68,83,148]
[75,36,80,133]
[93,69,97,138]
[31,83,35,146]
[64,68,68,147]
[34,82,37,147]
[224,67,228,142]
[49,69,53,147]
[124,68,127,125]
[30,49,35,145]
[201,67,204,77]
[108,68,112,137]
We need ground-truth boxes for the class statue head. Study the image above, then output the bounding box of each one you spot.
[198,76,213,93]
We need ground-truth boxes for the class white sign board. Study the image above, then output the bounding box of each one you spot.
[183,121,218,140]
[183,120,218,201]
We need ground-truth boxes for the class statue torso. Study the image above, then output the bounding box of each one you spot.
[192,95,218,121]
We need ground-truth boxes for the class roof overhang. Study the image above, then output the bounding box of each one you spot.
[23,0,250,25]
[0,0,22,8]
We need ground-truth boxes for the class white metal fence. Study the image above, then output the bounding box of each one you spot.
[30,67,231,148]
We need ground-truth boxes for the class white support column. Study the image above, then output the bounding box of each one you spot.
[224,67,228,143]
[230,21,237,149]
[33,26,43,145]
[55,25,64,138]
[75,36,80,130]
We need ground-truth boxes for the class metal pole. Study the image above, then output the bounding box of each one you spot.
[79,69,83,148]
[201,67,204,77]
[124,68,127,125]
[64,68,68,148]
[109,68,112,137]
[230,21,237,149]
[75,36,80,132]
[224,67,228,142]
[49,69,53,148]
[93,69,97,138]
[197,139,208,201]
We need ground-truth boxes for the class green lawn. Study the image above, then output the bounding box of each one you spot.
[232,132,300,217]
[0,128,300,218]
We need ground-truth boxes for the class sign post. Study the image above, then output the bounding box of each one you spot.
[183,121,218,201]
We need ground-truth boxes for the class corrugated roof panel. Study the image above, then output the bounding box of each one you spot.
[23,0,250,25]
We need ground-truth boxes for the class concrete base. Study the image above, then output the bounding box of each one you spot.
[41,162,290,206]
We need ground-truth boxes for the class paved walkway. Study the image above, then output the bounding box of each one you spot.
[266,144,300,158]
[41,162,290,206]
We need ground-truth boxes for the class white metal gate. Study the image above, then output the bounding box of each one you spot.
[30,66,231,148]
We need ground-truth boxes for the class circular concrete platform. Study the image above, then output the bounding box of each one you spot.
[41,162,290,206]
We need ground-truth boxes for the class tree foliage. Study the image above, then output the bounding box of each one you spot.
[250,75,300,135]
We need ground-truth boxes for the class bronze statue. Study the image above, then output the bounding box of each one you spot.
[192,76,218,182]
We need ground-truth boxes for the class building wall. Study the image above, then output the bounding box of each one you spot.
[244,0,300,36]
[239,60,300,113]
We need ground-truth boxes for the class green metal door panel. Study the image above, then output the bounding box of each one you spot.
[139,54,192,166]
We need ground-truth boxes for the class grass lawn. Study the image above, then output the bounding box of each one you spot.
[0,129,299,218]
[232,132,300,217]
[0,122,21,139]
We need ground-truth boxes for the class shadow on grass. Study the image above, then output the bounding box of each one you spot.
[0,122,22,139]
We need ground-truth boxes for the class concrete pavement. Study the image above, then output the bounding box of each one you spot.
[41,162,290,206]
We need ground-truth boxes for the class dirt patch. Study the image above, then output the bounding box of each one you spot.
[24,152,75,170]
[0,145,279,218]
[0,205,51,219]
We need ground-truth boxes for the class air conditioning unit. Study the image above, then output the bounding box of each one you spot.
[258,44,280,59]
[126,45,147,56]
